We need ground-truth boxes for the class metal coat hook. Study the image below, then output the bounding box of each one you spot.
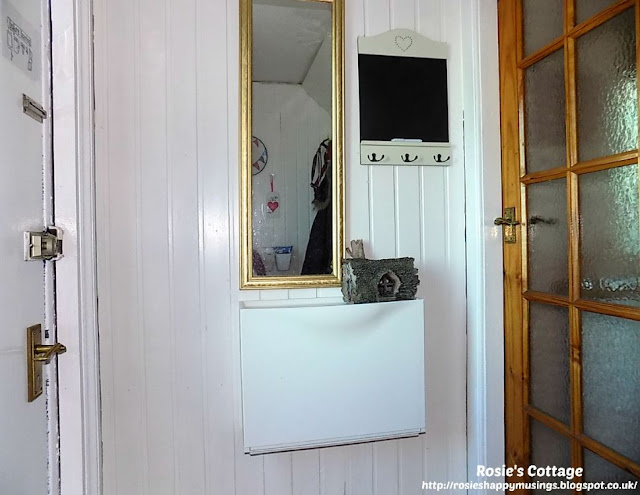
[434,154,450,163]
[368,153,385,163]
[401,154,418,163]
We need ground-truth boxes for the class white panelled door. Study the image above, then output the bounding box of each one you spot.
[0,0,60,493]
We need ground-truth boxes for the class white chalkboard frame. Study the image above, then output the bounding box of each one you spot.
[358,28,451,167]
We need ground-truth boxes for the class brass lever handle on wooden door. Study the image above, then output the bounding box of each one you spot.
[494,207,520,243]
[494,217,520,226]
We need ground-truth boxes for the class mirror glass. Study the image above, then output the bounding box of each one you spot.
[243,0,342,287]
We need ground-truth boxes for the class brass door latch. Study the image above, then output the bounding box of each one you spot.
[27,324,67,402]
[494,207,520,244]
[24,226,63,261]
[23,94,47,123]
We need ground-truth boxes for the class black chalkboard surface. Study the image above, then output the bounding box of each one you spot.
[358,54,449,143]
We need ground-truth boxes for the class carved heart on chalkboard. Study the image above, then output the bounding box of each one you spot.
[395,35,413,52]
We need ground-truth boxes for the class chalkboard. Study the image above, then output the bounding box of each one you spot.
[358,54,449,143]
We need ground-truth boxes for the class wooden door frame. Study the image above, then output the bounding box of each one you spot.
[52,0,102,493]
[498,0,526,475]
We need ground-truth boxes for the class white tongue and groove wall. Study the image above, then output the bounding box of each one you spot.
[95,0,470,493]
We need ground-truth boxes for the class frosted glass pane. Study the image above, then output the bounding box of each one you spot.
[576,0,618,24]
[530,419,572,494]
[528,178,568,294]
[579,165,640,307]
[577,8,637,161]
[584,450,640,494]
[523,0,564,56]
[525,49,567,173]
[529,303,570,424]
[582,312,640,464]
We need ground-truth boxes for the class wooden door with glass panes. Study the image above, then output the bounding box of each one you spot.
[499,0,640,492]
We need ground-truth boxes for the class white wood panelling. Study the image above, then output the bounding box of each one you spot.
[252,82,330,275]
[461,2,505,492]
[95,0,470,493]
[52,0,103,493]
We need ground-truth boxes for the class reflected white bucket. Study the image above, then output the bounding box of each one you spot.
[274,246,293,271]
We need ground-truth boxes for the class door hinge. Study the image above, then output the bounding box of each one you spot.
[24,226,63,261]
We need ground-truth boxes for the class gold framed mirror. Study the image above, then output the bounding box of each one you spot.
[240,0,344,289]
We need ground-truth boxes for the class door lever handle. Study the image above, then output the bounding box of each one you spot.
[27,324,67,402]
[494,217,520,227]
[494,207,519,243]
[34,343,67,363]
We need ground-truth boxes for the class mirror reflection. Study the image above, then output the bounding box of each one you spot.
[251,0,333,277]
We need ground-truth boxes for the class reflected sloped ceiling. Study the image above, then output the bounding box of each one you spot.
[252,0,332,84]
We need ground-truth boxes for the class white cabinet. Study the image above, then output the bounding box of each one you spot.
[240,299,426,455]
